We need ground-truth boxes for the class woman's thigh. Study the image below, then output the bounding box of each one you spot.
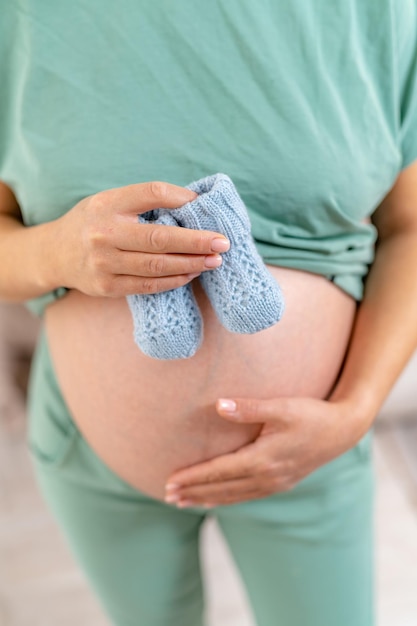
[32,434,208,626]
[215,433,375,626]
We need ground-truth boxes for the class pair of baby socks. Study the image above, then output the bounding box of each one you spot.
[126,173,285,359]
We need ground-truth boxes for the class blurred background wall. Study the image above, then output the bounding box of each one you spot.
[0,301,416,626]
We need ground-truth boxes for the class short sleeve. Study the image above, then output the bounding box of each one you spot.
[398,1,417,170]
[0,7,17,179]
[0,16,9,176]
[25,288,70,318]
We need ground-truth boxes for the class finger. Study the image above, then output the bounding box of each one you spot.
[165,477,262,506]
[216,397,283,424]
[115,222,230,255]
[171,468,300,506]
[101,272,201,297]
[166,449,255,488]
[102,181,199,215]
[112,250,222,277]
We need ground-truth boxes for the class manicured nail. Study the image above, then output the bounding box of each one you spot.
[204,254,222,268]
[165,483,180,491]
[217,399,237,413]
[177,500,194,508]
[165,493,180,504]
[211,238,230,252]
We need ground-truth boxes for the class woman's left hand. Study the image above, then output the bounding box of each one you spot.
[165,396,368,507]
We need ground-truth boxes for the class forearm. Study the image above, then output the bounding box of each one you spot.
[0,214,61,301]
[330,228,417,439]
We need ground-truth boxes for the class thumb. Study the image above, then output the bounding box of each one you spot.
[216,397,280,423]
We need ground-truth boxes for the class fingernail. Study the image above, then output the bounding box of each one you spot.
[165,483,180,491]
[204,254,222,268]
[177,500,194,508]
[211,238,230,252]
[187,272,201,280]
[165,494,180,504]
[217,399,237,413]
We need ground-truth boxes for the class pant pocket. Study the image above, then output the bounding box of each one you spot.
[26,326,80,470]
[28,412,80,469]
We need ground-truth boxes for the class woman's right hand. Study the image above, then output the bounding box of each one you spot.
[51,181,230,297]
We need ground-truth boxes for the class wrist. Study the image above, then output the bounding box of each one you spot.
[329,388,378,446]
[35,218,68,292]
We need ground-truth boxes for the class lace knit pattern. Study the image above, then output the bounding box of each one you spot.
[126,173,285,359]
[177,173,285,333]
[126,210,203,359]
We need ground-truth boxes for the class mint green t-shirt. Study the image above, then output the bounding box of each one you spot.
[1,1,417,314]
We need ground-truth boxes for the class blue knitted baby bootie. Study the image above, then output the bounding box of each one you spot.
[126,210,203,359]
[173,173,285,333]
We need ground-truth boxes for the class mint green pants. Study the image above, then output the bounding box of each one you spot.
[27,328,375,626]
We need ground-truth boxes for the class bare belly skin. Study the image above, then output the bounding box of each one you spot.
[44,266,357,500]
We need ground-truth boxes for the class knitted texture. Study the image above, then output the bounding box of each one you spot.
[126,210,203,359]
[127,173,285,359]
[177,173,285,333]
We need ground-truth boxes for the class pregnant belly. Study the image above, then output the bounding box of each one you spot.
[44,266,356,500]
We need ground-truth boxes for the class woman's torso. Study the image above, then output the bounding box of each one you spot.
[44,267,356,500]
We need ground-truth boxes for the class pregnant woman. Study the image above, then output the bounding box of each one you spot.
[1,2,417,625]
